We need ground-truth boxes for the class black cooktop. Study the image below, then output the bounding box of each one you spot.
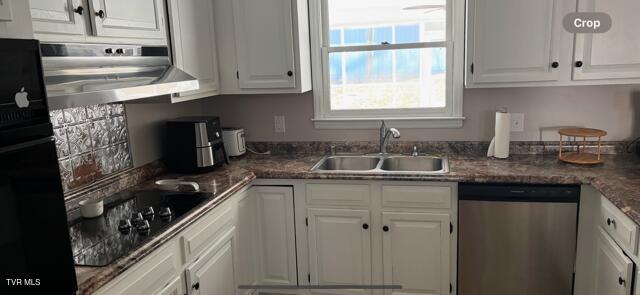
[69,190,212,267]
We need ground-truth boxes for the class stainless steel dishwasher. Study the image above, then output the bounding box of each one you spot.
[458,184,579,295]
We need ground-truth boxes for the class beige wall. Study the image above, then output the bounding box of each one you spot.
[125,100,205,167]
[202,84,640,142]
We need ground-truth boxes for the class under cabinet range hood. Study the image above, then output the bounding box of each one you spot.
[41,43,199,110]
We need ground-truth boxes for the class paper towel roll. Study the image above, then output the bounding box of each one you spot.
[487,112,511,158]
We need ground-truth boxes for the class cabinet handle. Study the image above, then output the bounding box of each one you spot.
[362,223,369,230]
[192,282,200,290]
[551,61,559,68]
[383,225,389,232]
[607,218,616,226]
[95,10,105,18]
[575,61,583,68]
[73,6,84,15]
[287,70,293,77]
[619,277,625,286]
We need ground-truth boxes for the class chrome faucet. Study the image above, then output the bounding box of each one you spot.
[379,121,401,154]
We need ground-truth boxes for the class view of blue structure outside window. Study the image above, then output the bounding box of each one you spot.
[328,23,446,110]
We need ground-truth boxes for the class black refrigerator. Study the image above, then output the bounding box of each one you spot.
[0,39,77,294]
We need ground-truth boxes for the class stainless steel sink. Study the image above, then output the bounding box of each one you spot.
[311,156,381,171]
[310,154,449,174]
[380,156,444,172]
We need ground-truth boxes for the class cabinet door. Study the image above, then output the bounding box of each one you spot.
[382,212,450,295]
[573,0,640,80]
[232,0,296,89]
[236,190,259,294]
[593,228,633,295]
[185,229,238,295]
[30,0,87,36]
[468,0,562,83]
[168,0,219,101]
[154,275,185,295]
[89,0,166,40]
[307,208,372,294]
[254,186,297,286]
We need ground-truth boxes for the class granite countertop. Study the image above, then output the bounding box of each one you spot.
[76,152,640,294]
[231,153,640,223]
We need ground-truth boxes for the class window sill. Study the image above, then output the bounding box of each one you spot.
[312,117,465,129]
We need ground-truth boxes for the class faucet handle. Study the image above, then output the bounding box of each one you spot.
[412,145,419,157]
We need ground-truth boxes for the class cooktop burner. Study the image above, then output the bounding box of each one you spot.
[69,190,212,267]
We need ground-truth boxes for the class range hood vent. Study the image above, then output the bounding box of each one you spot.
[41,43,199,110]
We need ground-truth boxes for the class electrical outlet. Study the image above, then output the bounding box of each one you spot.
[511,113,524,132]
[274,115,286,133]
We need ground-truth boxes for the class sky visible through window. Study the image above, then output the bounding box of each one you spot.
[327,0,447,111]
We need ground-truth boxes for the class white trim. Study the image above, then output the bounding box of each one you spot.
[312,117,466,129]
[309,0,465,128]
[328,41,448,53]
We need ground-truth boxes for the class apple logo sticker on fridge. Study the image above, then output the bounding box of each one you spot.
[14,87,29,108]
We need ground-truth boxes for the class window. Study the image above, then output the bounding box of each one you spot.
[310,0,465,128]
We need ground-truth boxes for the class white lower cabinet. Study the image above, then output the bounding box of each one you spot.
[307,208,372,293]
[302,182,457,295]
[593,228,634,295]
[185,228,239,295]
[254,186,297,286]
[381,212,450,295]
[94,241,182,295]
[154,275,185,295]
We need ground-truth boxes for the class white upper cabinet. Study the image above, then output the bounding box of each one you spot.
[213,0,312,94]
[573,0,640,80]
[467,0,562,84]
[466,0,640,87]
[89,0,165,40]
[30,0,88,37]
[382,212,450,295]
[167,0,219,102]
[233,0,295,89]
[30,0,167,44]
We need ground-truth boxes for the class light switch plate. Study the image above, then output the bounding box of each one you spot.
[0,0,12,22]
[511,113,524,132]
[274,115,286,133]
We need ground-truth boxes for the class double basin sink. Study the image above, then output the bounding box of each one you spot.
[310,154,449,174]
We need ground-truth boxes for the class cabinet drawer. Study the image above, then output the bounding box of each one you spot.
[382,185,452,209]
[306,183,370,206]
[180,204,234,263]
[95,242,181,295]
[600,196,638,254]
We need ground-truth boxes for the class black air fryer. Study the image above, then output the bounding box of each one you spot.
[166,116,228,173]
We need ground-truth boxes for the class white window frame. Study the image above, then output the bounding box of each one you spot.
[309,0,465,129]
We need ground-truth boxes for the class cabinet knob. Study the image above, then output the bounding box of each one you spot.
[575,61,583,68]
[116,48,124,55]
[362,223,369,230]
[607,218,616,226]
[193,282,200,290]
[105,48,113,54]
[73,6,84,15]
[619,277,625,286]
[287,71,293,77]
[95,10,105,18]
[383,225,389,232]
[551,61,559,68]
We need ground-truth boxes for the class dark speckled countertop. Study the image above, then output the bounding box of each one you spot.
[231,153,640,223]
[75,152,640,294]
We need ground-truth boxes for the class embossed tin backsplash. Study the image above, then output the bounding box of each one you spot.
[50,103,132,192]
